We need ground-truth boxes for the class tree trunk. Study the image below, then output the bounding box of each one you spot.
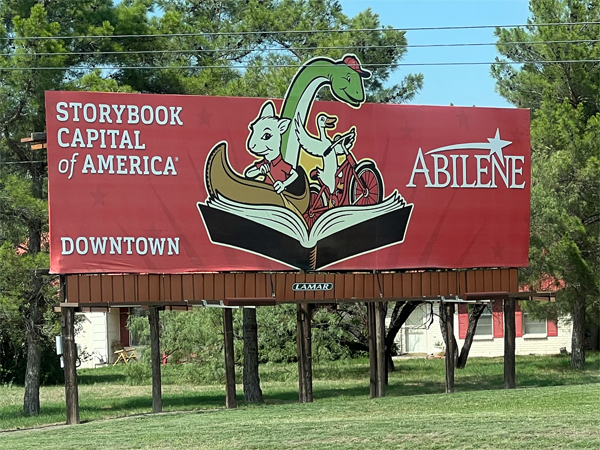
[23,329,42,416]
[571,295,586,369]
[439,302,458,364]
[456,304,486,369]
[384,301,423,374]
[23,174,45,416]
[23,274,43,416]
[243,308,263,403]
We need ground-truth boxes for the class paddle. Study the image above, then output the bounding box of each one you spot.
[266,172,308,226]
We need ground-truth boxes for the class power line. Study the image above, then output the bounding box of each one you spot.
[0,161,46,165]
[2,38,599,58]
[1,21,599,41]
[1,59,598,71]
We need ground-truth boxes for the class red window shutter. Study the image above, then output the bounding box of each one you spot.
[492,300,504,338]
[547,319,558,337]
[515,301,523,337]
[119,308,130,346]
[458,304,468,339]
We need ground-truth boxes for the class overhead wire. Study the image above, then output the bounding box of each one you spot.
[1,38,599,58]
[0,20,598,41]
[1,59,598,71]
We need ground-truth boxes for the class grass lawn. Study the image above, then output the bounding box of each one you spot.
[1,353,599,449]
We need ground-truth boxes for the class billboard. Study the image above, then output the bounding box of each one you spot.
[46,55,530,274]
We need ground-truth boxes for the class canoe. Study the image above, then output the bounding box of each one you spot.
[205,142,310,214]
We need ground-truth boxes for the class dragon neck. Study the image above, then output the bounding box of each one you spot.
[280,60,337,166]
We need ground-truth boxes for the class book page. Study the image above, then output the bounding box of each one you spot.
[308,191,408,247]
[202,195,310,246]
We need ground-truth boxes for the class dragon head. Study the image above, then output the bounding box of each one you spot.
[330,54,371,108]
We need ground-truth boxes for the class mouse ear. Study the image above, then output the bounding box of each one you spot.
[259,101,276,118]
[278,118,291,134]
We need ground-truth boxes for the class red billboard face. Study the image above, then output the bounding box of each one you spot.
[46,57,530,274]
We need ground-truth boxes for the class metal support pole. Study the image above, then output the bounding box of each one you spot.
[504,297,516,389]
[223,308,237,408]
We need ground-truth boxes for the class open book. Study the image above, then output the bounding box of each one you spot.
[198,191,413,270]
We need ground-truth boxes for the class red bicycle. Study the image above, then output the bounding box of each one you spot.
[303,134,383,229]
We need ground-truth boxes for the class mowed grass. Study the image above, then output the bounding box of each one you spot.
[0,353,599,449]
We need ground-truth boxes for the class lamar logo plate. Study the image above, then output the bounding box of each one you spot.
[292,283,333,292]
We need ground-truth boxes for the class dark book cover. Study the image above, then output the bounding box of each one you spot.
[199,203,413,270]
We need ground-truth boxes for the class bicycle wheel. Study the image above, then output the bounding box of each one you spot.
[349,161,383,206]
[303,184,327,229]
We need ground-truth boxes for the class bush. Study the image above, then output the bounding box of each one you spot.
[125,304,357,381]
[123,358,151,386]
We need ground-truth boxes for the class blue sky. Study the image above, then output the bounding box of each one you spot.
[339,0,532,107]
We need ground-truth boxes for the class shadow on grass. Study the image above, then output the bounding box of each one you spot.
[78,372,128,385]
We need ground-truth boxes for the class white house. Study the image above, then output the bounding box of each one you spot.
[74,301,572,368]
[393,300,572,357]
[75,308,132,368]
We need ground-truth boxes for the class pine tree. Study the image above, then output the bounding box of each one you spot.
[492,0,600,368]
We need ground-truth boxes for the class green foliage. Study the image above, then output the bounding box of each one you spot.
[492,0,600,327]
[0,0,421,397]
[256,305,352,363]
[126,305,354,384]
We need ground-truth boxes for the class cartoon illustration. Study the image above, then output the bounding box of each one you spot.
[294,113,348,199]
[279,54,371,168]
[243,101,298,195]
[295,112,383,227]
[198,54,413,270]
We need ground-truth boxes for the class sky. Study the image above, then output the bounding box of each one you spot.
[339,0,532,107]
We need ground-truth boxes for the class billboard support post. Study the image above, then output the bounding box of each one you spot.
[367,302,377,398]
[296,303,313,403]
[367,302,386,399]
[61,301,80,424]
[444,301,456,394]
[149,306,162,413]
[504,297,516,389]
[375,302,386,398]
[223,308,237,408]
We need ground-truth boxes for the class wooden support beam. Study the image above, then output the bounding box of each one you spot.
[444,302,455,394]
[61,305,80,425]
[148,306,162,413]
[21,132,47,143]
[367,302,378,399]
[223,308,237,408]
[296,303,313,403]
[374,301,386,397]
[503,297,516,389]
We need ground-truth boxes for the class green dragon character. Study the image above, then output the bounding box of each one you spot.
[280,54,371,167]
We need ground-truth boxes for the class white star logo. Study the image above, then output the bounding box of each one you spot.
[487,129,512,164]
[425,128,513,161]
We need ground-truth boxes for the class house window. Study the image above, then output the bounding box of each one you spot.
[474,305,493,336]
[524,313,547,335]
